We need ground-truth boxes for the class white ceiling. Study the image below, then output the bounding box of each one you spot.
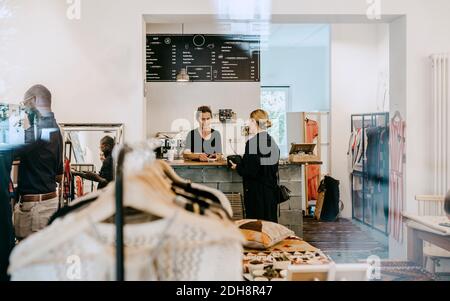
[265,24,330,48]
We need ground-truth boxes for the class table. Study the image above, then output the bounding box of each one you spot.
[403,214,450,265]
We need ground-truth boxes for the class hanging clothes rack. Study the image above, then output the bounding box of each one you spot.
[114,144,132,281]
[350,112,389,234]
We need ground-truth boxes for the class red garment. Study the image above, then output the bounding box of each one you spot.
[307,165,320,201]
[306,119,320,201]
[75,176,84,198]
[306,119,319,144]
[63,159,72,200]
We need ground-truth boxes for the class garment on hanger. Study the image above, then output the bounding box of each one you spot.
[347,131,356,174]
[388,117,405,242]
[47,192,101,225]
[9,163,244,281]
[366,126,390,190]
[305,119,320,201]
[347,128,367,173]
[175,182,233,218]
[379,127,390,189]
[75,176,83,198]
[63,159,72,201]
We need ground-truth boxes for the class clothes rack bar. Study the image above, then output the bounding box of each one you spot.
[350,112,389,234]
[115,144,132,281]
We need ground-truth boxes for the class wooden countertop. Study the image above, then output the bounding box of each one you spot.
[165,159,322,167]
[285,160,323,166]
[167,159,228,167]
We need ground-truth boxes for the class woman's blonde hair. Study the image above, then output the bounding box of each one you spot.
[250,109,272,129]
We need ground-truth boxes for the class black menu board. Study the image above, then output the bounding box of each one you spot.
[146,34,260,82]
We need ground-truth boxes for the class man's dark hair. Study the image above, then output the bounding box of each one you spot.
[196,106,212,120]
[101,136,115,151]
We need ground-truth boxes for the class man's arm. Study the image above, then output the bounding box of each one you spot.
[183,130,193,154]
[77,171,106,184]
[215,131,223,155]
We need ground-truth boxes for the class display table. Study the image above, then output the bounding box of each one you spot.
[242,237,332,281]
[166,159,322,237]
[403,213,450,266]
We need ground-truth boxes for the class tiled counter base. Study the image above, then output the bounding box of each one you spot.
[172,164,304,237]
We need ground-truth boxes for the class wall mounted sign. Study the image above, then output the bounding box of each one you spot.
[146,34,260,82]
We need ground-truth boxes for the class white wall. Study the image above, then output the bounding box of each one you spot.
[388,16,407,259]
[331,23,390,219]
[261,32,330,112]
[394,0,450,259]
[0,0,150,143]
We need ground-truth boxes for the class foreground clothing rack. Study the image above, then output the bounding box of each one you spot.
[115,144,132,281]
[350,113,389,234]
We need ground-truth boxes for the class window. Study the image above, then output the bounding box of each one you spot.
[261,86,289,157]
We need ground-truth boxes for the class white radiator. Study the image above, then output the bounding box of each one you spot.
[431,54,450,195]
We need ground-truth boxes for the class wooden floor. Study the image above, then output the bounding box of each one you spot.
[303,217,389,263]
[302,217,443,280]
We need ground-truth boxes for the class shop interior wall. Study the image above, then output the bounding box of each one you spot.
[330,23,390,219]
[0,0,148,143]
[260,25,331,112]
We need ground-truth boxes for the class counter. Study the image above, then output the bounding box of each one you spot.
[167,159,322,237]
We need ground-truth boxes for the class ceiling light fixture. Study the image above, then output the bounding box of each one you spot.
[176,68,190,82]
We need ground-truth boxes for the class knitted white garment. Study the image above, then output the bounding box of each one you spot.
[9,210,244,281]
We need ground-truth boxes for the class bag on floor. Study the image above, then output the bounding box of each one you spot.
[314,183,325,220]
[315,176,343,222]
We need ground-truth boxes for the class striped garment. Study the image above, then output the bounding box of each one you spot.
[388,117,406,242]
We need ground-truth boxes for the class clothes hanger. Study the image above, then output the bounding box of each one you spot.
[171,185,232,220]
[157,159,233,216]
[157,159,191,186]
[9,161,183,272]
[49,159,174,225]
[392,110,402,122]
[48,187,108,224]
[9,144,236,272]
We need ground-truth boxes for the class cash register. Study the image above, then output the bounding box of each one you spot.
[288,143,319,163]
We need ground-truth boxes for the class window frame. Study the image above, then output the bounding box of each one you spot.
[260,85,291,158]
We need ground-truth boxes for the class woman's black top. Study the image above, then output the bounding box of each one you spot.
[98,154,113,189]
[236,131,280,223]
[185,128,222,155]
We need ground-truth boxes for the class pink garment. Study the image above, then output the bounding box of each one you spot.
[388,118,406,242]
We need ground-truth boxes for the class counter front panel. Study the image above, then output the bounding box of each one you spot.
[169,160,305,236]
